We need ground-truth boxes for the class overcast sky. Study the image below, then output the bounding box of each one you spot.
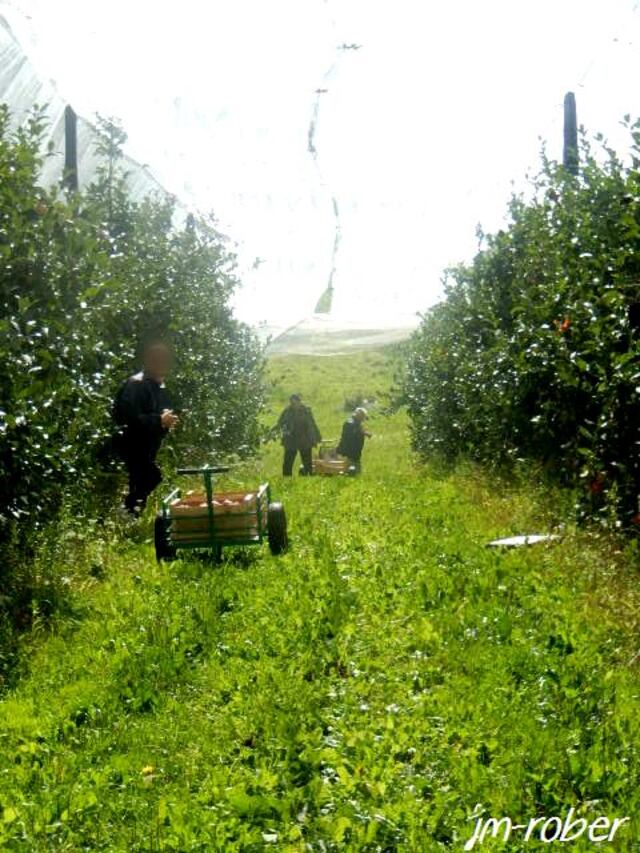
[2,0,640,328]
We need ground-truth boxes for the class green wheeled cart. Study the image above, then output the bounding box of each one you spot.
[155,465,288,562]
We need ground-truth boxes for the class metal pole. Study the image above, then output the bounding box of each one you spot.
[563,92,579,175]
[64,105,79,192]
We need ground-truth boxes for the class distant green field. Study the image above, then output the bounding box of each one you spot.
[1,347,639,851]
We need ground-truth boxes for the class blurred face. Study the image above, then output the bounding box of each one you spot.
[290,396,302,410]
[354,410,366,423]
[144,344,172,380]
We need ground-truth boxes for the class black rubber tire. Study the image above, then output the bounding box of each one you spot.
[154,513,176,562]
[267,502,289,555]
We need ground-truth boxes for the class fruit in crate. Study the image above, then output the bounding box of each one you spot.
[169,491,265,540]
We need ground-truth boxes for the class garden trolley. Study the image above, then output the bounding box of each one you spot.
[309,440,357,476]
[155,465,288,562]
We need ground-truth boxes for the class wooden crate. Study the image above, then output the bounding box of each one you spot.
[313,458,349,475]
[169,491,265,541]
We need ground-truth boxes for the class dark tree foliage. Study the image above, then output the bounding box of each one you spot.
[405,122,640,526]
[0,105,265,543]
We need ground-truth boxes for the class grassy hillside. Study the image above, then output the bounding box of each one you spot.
[0,348,639,851]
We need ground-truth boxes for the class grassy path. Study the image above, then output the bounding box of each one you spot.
[1,349,639,851]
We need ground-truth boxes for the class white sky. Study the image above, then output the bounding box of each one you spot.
[2,0,640,329]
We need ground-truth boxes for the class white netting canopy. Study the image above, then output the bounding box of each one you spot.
[2,0,640,340]
[0,11,185,212]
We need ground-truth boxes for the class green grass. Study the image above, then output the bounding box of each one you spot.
[1,347,640,851]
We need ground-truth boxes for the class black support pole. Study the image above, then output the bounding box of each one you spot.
[563,91,579,176]
[64,105,79,192]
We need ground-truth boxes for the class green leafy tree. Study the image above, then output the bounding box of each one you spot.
[405,125,640,526]
[0,105,265,631]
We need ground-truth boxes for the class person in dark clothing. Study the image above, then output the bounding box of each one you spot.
[113,342,179,516]
[276,394,321,476]
[337,407,371,473]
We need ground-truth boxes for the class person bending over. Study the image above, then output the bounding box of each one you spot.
[113,342,179,516]
[277,394,321,476]
[337,407,371,473]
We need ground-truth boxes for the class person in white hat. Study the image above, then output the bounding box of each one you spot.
[337,407,371,473]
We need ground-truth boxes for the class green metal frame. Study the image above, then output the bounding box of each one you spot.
[161,465,272,551]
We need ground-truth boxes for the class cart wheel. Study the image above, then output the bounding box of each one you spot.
[154,513,176,562]
[347,465,358,477]
[267,502,289,555]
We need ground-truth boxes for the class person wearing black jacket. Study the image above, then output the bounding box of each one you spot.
[276,394,321,476]
[337,407,371,473]
[113,342,179,516]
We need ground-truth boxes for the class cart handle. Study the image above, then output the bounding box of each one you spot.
[177,465,231,475]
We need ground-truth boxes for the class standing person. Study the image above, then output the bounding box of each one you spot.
[113,342,179,517]
[276,394,321,476]
[337,407,371,473]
